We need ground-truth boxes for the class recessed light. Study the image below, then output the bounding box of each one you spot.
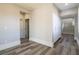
[65,3,68,6]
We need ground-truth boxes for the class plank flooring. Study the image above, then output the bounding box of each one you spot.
[0,34,79,55]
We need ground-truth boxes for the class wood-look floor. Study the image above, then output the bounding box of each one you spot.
[0,34,79,55]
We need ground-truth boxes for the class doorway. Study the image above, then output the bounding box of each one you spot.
[25,19,29,39]
[61,18,74,35]
[20,11,29,43]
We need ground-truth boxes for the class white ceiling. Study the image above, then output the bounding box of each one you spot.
[15,3,36,11]
[15,3,50,11]
[54,3,79,11]
[16,3,79,18]
[16,3,79,11]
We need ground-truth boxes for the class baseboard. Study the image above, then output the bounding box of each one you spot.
[29,37,53,47]
[62,32,74,35]
[53,37,62,48]
[54,37,62,45]
[0,40,20,51]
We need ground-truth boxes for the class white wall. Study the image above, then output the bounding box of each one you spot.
[77,7,79,46]
[0,4,31,51]
[29,4,53,47]
[29,4,61,47]
[0,4,21,50]
[52,6,61,42]
[78,8,79,34]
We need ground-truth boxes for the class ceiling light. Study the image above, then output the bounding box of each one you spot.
[65,3,68,6]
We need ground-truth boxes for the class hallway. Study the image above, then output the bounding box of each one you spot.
[53,34,79,55]
[0,34,78,55]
